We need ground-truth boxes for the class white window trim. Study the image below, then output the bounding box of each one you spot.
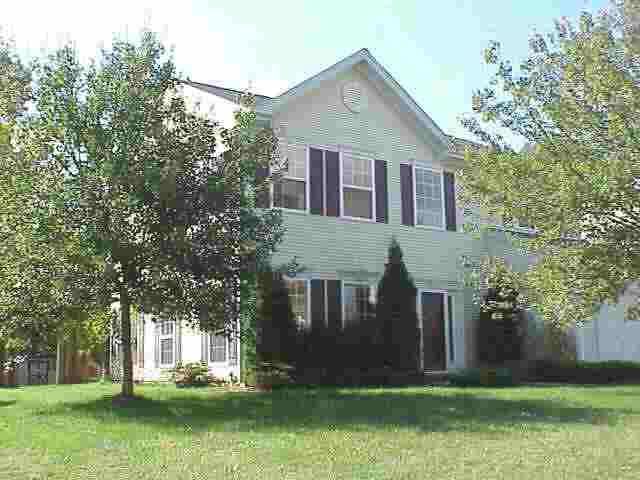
[413,165,446,231]
[341,281,376,329]
[284,277,311,330]
[208,332,229,365]
[417,289,454,371]
[270,142,310,214]
[339,151,376,222]
[159,321,175,367]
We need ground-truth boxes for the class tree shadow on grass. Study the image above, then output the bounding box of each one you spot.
[0,400,16,407]
[42,387,633,435]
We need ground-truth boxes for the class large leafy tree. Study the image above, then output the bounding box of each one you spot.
[0,35,107,369]
[460,1,640,330]
[3,31,283,398]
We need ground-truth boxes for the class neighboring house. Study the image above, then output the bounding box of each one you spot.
[577,283,640,362]
[126,47,639,382]
[110,313,240,382]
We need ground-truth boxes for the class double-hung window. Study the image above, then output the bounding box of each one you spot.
[286,279,308,328]
[342,153,374,220]
[273,143,307,211]
[342,284,376,328]
[159,321,175,366]
[209,334,227,363]
[414,167,444,229]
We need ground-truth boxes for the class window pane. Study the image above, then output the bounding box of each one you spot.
[343,187,372,219]
[161,321,174,336]
[210,335,227,362]
[287,280,307,327]
[343,284,376,327]
[342,155,372,188]
[160,338,173,365]
[286,144,307,179]
[415,168,443,228]
[273,179,306,210]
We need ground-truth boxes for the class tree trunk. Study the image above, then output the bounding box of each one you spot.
[120,288,134,398]
[55,338,64,385]
[103,334,110,381]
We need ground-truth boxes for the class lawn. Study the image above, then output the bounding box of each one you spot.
[2,383,640,479]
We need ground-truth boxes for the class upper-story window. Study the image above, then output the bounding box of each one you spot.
[414,167,445,229]
[273,143,307,211]
[342,153,375,220]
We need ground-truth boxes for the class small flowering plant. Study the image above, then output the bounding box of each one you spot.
[170,362,212,387]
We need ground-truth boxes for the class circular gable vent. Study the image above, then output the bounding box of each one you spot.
[342,81,364,113]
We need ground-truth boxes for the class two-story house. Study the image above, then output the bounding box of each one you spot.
[121,48,640,383]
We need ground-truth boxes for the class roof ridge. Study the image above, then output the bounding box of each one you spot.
[184,80,273,99]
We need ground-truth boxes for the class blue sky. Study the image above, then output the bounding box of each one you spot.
[4,0,606,141]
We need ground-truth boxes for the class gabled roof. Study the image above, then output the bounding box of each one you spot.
[447,135,484,158]
[184,80,274,116]
[186,49,483,156]
[272,48,450,152]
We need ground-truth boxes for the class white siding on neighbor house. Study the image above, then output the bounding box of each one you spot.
[140,318,240,382]
[577,285,640,362]
[182,84,239,129]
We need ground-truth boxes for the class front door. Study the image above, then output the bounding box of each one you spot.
[421,292,446,371]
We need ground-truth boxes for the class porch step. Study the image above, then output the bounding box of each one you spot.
[422,371,449,384]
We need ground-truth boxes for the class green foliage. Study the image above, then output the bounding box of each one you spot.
[256,270,299,367]
[477,259,524,365]
[239,271,258,385]
[0,30,284,397]
[376,238,420,371]
[529,359,640,384]
[460,2,640,330]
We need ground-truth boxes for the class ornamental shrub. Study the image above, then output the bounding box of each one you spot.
[376,238,420,371]
[171,362,211,387]
[477,264,524,365]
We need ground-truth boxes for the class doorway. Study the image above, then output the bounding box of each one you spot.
[419,291,452,371]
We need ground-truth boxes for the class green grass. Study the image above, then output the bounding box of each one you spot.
[2,383,640,479]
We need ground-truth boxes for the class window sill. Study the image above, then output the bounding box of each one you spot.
[415,224,446,232]
[277,207,309,215]
[338,215,376,224]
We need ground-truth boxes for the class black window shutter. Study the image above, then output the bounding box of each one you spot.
[255,166,270,208]
[444,171,457,231]
[326,280,342,333]
[375,160,388,223]
[400,164,415,226]
[310,279,326,330]
[325,151,340,217]
[309,148,324,215]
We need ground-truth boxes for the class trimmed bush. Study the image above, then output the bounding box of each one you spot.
[256,270,300,367]
[376,238,420,371]
[449,367,518,387]
[477,266,524,366]
[528,360,640,384]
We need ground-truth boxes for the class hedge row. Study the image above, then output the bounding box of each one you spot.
[527,360,640,384]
